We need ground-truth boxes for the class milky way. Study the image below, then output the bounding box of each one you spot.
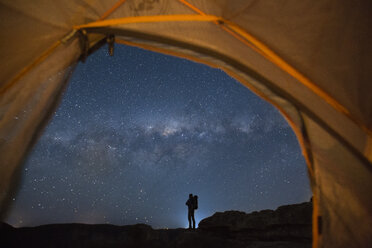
[6,44,311,228]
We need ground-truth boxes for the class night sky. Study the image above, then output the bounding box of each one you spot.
[6,44,311,229]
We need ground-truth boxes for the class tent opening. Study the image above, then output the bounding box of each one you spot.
[5,44,311,230]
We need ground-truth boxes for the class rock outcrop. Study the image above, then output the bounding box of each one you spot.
[0,201,312,248]
[199,201,312,241]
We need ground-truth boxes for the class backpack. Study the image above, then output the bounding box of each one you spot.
[193,195,198,210]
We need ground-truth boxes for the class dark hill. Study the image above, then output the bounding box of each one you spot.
[0,201,312,248]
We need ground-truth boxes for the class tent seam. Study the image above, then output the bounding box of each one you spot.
[73,15,221,29]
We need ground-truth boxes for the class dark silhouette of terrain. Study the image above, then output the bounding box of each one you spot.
[0,201,312,248]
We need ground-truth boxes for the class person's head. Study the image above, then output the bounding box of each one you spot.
[194,195,198,199]
[189,194,193,199]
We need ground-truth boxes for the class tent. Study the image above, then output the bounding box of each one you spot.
[0,0,371,247]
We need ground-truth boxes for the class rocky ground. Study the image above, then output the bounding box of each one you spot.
[0,201,312,248]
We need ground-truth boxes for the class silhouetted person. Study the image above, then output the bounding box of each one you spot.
[186,193,196,229]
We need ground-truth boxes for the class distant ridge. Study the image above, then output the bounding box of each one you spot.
[1,201,312,248]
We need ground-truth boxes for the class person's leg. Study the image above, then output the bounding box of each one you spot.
[188,210,192,229]
[191,211,195,229]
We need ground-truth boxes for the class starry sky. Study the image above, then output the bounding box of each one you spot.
[6,44,311,229]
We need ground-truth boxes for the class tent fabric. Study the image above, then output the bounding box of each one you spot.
[0,1,371,247]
